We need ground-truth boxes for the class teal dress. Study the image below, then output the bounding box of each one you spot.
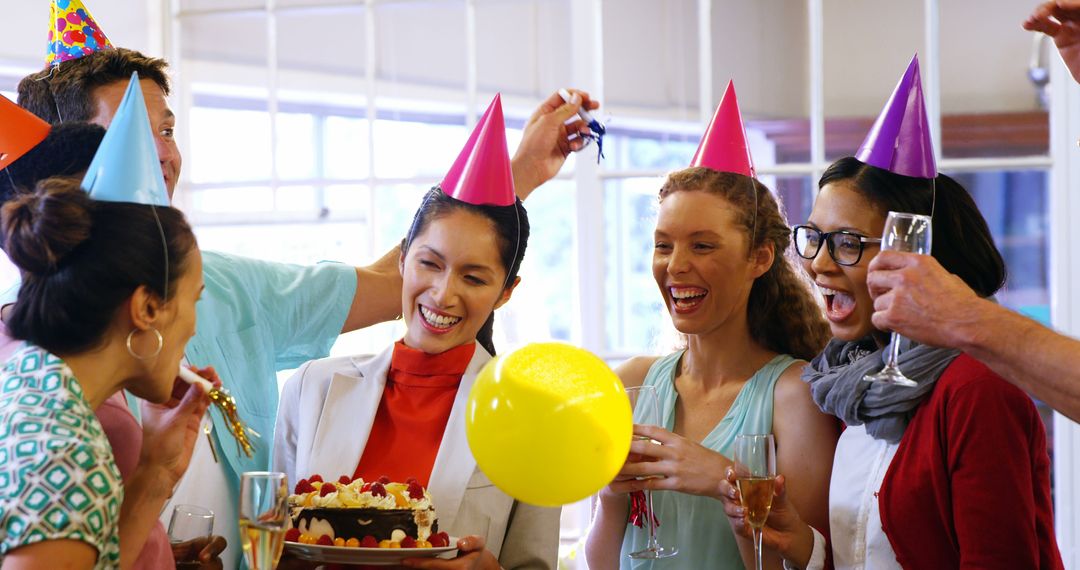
[619,351,797,569]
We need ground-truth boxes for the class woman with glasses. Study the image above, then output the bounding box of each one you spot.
[719,156,1063,569]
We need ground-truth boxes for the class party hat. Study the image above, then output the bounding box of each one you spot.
[440,94,516,207]
[855,54,937,179]
[0,95,51,171]
[46,0,113,67]
[82,73,169,206]
[690,80,755,177]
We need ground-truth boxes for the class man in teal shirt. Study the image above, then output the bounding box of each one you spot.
[15,47,598,568]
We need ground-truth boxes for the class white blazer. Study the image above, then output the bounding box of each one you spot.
[273,344,560,569]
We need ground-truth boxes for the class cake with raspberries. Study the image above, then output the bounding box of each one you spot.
[285,474,450,549]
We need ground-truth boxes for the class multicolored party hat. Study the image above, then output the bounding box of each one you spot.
[440,94,516,207]
[0,95,52,171]
[855,54,937,179]
[690,80,755,177]
[46,0,113,67]
[82,73,169,206]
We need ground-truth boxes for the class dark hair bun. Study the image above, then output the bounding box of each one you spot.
[1,177,92,275]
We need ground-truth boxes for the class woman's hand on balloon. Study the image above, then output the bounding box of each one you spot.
[607,424,732,499]
[402,535,499,569]
[719,468,815,567]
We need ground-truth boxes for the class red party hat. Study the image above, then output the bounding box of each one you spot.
[690,80,755,177]
[0,95,52,171]
[440,94,516,207]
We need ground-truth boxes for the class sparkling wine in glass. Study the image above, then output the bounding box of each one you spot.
[625,385,678,560]
[168,504,214,570]
[734,434,776,570]
[863,211,933,387]
[239,471,289,570]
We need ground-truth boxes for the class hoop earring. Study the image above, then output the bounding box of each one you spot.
[126,328,164,360]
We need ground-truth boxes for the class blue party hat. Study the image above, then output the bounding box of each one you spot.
[82,73,169,206]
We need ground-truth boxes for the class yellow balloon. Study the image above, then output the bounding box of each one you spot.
[465,342,632,507]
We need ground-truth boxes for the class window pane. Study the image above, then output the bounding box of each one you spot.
[373,184,434,253]
[604,177,667,354]
[500,181,577,345]
[190,186,274,214]
[325,184,370,214]
[274,113,317,181]
[373,119,467,179]
[325,117,371,180]
[952,169,1049,322]
[189,108,272,183]
[605,131,697,171]
[767,176,815,227]
[194,221,369,266]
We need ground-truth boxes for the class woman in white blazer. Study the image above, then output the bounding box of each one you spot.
[274,183,560,569]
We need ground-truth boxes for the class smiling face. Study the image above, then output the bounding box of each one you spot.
[652,189,771,337]
[801,181,886,342]
[90,78,180,198]
[399,208,516,354]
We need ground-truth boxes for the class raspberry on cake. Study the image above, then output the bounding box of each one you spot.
[286,475,440,548]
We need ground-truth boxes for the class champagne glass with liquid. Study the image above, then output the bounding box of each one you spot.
[734,434,776,570]
[625,385,678,559]
[239,471,289,570]
[863,211,933,387]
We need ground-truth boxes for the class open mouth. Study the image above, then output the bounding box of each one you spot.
[418,304,462,333]
[669,286,708,313]
[817,285,856,323]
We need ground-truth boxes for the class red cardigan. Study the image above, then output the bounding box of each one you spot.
[878,354,1063,569]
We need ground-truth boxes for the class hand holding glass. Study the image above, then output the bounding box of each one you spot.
[239,471,289,570]
[168,504,214,569]
[625,385,677,560]
[734,434,776,570]
[863,211,933,387]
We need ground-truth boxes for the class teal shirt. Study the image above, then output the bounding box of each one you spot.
[186,251,356,488]
[619,351,797,570]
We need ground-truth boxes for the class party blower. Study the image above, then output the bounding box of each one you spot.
[178,367,260,458]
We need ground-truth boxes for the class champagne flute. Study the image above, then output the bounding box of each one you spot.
[168,504,214,570]
[239,471,289,570]
[863,211,933,387]
[625,385,678,560]
[734,434,776,570]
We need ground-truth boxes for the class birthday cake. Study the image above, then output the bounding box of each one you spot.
[285,475,449,548]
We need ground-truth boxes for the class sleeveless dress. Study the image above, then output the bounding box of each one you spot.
[618,351,797,569]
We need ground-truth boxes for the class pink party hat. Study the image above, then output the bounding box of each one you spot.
[440,94,516,207]
[855,54,937,179]
[0,95,51,171]
[690,80,755,177]
[46,0,113,67]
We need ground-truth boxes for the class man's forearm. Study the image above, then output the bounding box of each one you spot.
[957,301,1080,422]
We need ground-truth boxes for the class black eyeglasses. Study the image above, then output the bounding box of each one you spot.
[793,225,882,266]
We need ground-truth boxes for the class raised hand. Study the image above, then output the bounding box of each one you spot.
[511,88,600,199]
[1024,1,1080,83]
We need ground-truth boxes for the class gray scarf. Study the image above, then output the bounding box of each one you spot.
[802,336,961,443]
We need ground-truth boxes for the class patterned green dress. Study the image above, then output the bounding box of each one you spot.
[0,345,123,569]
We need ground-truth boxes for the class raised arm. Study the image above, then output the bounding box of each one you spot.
[867,251,1080,422]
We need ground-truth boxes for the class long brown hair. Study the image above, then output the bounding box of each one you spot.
[659,167,830,360]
